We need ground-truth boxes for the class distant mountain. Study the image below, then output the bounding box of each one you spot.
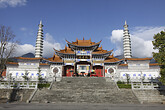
[21,53,35,58]
[8,53,35,62]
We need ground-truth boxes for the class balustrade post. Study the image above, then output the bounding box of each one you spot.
[131,82,133,89]
[151,82,153,89]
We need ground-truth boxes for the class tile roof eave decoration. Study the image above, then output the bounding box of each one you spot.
[149,63,159,66]
[15,57,42,60]
[39,63,49,66]
[92,49,113,55]
[6,62,18,65]
[125,58,152,61]
[104,58,122,63]
[119,64,128,66]
[104,61,121,64]
[92,50,113,60]
[44,59,63,63]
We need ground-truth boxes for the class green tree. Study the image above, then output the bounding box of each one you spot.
[22,70,29,81]
[152,30,165,84]
[126,73,130,84]
[37,67,43,83]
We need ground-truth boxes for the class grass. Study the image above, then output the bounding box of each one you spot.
[117,81,131,89]
[117,84,131,89]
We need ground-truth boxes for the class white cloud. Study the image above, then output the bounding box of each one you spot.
[43,33,61,58]
[14,44,35,57]
[131,26,165,40]
[20,27,27,31]
[110,30,123,55]
[13,33,61,58]
[110,26,165,58]
[0,0,27,8]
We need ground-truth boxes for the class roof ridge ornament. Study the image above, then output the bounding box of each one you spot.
[125,20,127,25]
[40,20,42,25]
[65,45,67,51]
[101,45,102,49]
[76,38,78,44]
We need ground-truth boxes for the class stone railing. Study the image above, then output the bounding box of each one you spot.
[0,81,38,89]
[131,82,165,90]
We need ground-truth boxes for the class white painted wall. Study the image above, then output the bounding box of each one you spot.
[104,65,117,79]
[50,64,63,78]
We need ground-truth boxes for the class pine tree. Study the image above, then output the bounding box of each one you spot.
[152,30,165,84]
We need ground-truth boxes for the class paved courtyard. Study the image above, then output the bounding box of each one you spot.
[0,103,165,110]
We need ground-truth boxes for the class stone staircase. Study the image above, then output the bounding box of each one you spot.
[31,77,139,104]
[133,90,165,104]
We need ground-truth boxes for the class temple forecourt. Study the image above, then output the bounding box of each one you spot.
[5,21,160,83]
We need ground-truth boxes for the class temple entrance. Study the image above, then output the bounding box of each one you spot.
[64,65,74,77]
[63,63,104,77]
[76,61,91,77]
[93,66,103,77]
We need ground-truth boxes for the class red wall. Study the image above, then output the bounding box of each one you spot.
[93,66,103,77]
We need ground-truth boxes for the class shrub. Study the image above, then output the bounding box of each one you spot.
[38,83,50,89]
[117,84,131,89]
[117,81,125,84]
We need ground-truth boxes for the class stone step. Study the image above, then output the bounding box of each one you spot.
[31,77,139,104]
[133,90,165,103]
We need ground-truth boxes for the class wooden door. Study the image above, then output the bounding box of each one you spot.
[94,66,103,77]
[66,66,74,77]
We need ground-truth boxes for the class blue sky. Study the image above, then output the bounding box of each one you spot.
[0,0,165,58]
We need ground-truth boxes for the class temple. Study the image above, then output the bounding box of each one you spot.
[50,38,114,77]
[5,21,160,82]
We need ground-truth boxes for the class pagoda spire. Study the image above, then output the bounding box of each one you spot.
[123,21,132,58]
[35,20,44,58]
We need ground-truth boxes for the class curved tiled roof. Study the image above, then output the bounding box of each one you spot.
[92,47,113,54]
[56,46,74,54]
[1,69,6,77]
[104,55,121,63]
[47,54,63,62]
[66,38,101,47]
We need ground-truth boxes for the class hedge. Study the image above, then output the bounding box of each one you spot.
[117,84,131,89]
[38,83,50,88]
